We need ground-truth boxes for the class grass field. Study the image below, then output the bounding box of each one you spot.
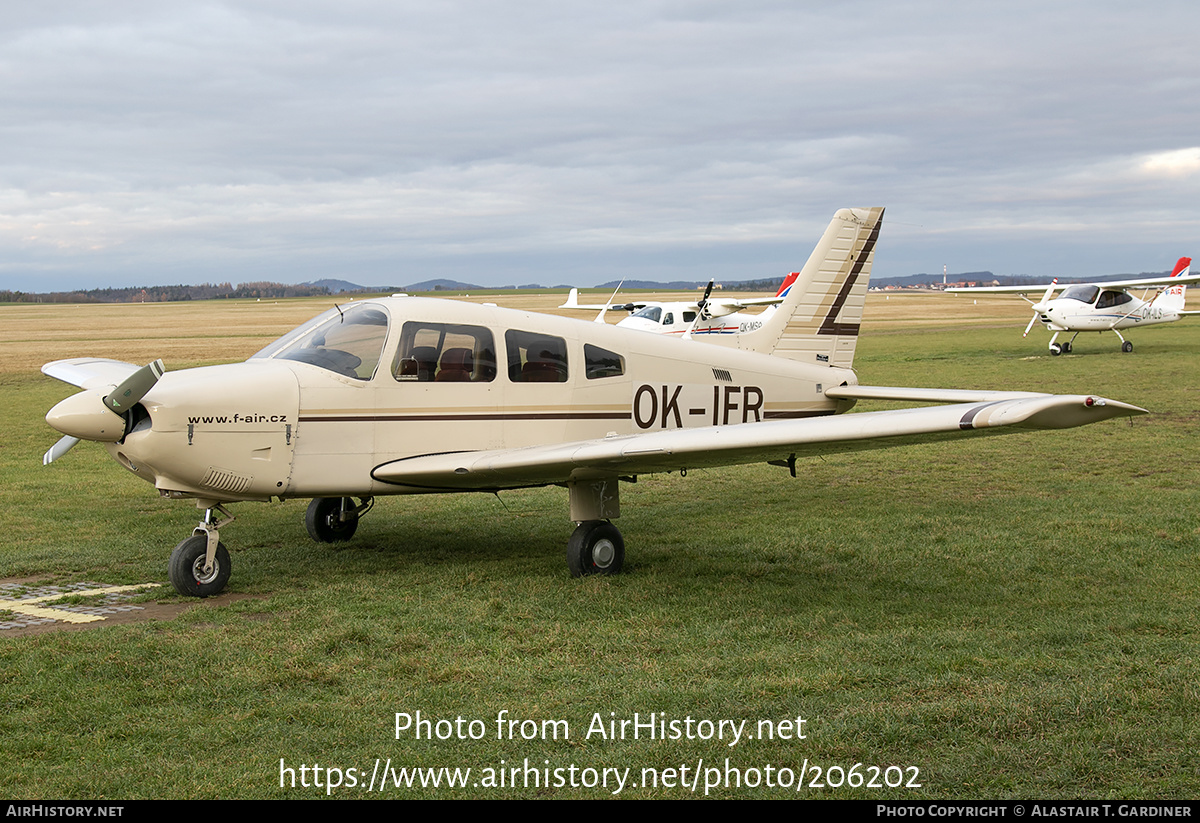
[1,290,1197,799]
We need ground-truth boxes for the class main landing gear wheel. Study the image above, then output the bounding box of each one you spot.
[1122,341,1134,353]
[305,497,360,542]
[168,534,231,598]
[1061,341,1072,353]
[1049,343,1062,356]
[567,520,625,577]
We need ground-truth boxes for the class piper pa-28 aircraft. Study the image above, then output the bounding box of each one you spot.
[947,257,1200,354]
[41,208,1146,597]
[559,274,798,337]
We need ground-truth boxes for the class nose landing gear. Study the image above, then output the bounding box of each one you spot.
[168,503,234,597]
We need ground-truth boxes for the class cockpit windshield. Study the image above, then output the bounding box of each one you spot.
[631,306,662,323]
[251,303,390,380]
[1059,285,1100,304]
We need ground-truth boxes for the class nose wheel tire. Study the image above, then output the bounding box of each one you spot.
[306,497,360,542]
[567,521,625,577]
[168,535,231,598]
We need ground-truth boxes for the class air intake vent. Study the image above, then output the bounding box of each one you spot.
[712,368,733,382]
[201,467,253,494]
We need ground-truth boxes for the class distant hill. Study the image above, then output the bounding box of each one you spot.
[596,278,788,291]
[872,268,1178,289]
[873,271,996,288]
[405,279,483,292]
[301,278,486,293]
[303,278,374,293]
[1,281,331,304]
[5,266,1184,305]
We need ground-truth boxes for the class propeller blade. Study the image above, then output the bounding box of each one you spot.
[683,280,717,340]
[103,359,164,415]
[1040,279,1058,305]
[43,435,81,465]
[697,280,715,319]
[1023,280,1057,337]
[1023,312,1039,337]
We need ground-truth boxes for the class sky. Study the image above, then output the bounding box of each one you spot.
[4,1,1200,292]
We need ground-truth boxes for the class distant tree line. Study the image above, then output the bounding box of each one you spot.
[0,281,331,304]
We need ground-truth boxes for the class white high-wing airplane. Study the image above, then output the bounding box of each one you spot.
[559,274,799,337]
[41,208,1145,597]
[947,257,1200,354]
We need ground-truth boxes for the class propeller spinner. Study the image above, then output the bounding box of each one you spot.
[1023,280,1058,338]
[43,360,165,464]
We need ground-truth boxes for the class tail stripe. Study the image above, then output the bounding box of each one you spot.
[817,216,882,337]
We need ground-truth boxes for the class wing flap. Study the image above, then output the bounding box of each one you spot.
[825,385,1048,403]
[42,358,143,390]
[372,394,1146,490]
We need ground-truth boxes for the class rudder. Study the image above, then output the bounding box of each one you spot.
[728,207,884,368]
[1151,256,1191,313]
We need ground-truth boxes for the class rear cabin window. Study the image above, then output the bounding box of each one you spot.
[393,322,497,383]
[1096,290,1133,310]
[506,330,569,383]
[584,344,625,379]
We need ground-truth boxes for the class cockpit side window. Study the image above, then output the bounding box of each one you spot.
[632,306,662,323]
[1096,290,1132,310]
[393,322,497,383]
[506,330,569,382]
[272,304,390,380]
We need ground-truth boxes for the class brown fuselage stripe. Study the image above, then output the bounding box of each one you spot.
[301,409,826,423]
[762,410,829,419]
[300,412,633,423]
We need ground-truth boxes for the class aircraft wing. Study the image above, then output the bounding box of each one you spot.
[709,296,785,311]
[42,358,143,390]
[946,283,1057,294]
[947,272,1200,294]
[373,393,1145,491]
[558,288,648,312]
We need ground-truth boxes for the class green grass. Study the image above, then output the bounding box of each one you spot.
[1,298,1198,798]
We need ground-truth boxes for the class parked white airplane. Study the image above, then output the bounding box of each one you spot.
[559,274,799,337]
[947,257,1200,354]
[42,208,1144,597]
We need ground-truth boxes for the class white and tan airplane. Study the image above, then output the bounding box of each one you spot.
[559,274,799,337]
[41,208,1146,597]
[947,257,1200,354]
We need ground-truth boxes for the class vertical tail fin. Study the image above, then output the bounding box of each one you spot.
[726,207,884,368]
[1151,256,1191,313]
